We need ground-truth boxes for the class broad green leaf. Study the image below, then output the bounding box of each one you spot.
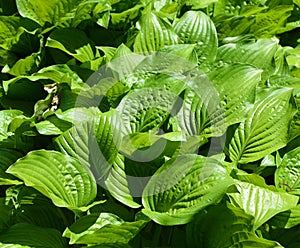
[117,87,178,136]
[175,64,261,137]
[105,153,141,208]
[6,150,98,212]
[173,10,218,63]
[133,44,198,77]
[3,64,84,94]
[0,223,67,248]
[227,181,299,230]
[215,5,294,39]
[55,109,122,183]
[133,12,179,54]
[228,88,296,163]
[186,203,283,248]
[217,39,279,79]
[275,147,300,195]
[0,16,38,51]
[16,0,98,27]
[0,148,23,185]
[142,154,233,225]
[63,212,149,245]
[269,204,300,229]
[107,43,144,80]
[0,110,24,142]
[46,28,96,63]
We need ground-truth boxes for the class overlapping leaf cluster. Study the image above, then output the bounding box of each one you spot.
[0,0,300,247]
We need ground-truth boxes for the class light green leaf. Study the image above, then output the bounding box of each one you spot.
[105,153,141,208]
[63,212,148,245]
[0,148,23,185]
[142,154,233,225]
[107,43,144,80]
[269,204,300,229]
[227,181,299,230]
[55,109,122,183]
[173,10,218,63]
[275,147,300,195]
[133,12,179,54]
[217,39,279,80]
[0,223,67,248]
[6,150,98,212]
[175,64,261,137]
[117,87,178,136]
[228,88,296,163]
[186,203,283,248]
[16,0,98,27]
[46,28,96,63]
[0,110,24,142]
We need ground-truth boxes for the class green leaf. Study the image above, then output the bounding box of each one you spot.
[173,10,218,63]
[105,153,141,208]
[6,150,98,212]
[269,204,300,229]
[63,212,148,245]
[228,88,296,163]
[0,16,38,51]
[275,147,300,195]
[0,148,23,185]
[186,203,283,248]
[175,64,261,137]
[55,109,122,183]
[46,28,96,63]
[217,39,279,80]
[227,180,299,230]
[142,154,233,225]
[0,110,24,140]
[16,0,98,27]
[11,186,71,231]
[117,87,178,136]
[0,223,67,248]
[133,12,179,54]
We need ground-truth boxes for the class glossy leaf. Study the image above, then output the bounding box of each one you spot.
[173,10,218,63]
[275,147,300,195]
[117,87,178,136]
[133,12,179,54]
[105,153,141,208]
[175,64,261,137]
[142,154,233,225]
[269,204,300,229]
[55,109,122,183]
[16,0,97,27]
[6,150,98,212]
[0,148,23,185]
[63,212,149,245]
[0,223,67,248]
[186,204,283,248]
[46,28,96,63]
[228,88,296,163]
[217,39,279,79]
[227,181,299,230]
[0,110,24,142]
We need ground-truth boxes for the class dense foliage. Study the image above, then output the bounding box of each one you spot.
[0,0,300,247]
